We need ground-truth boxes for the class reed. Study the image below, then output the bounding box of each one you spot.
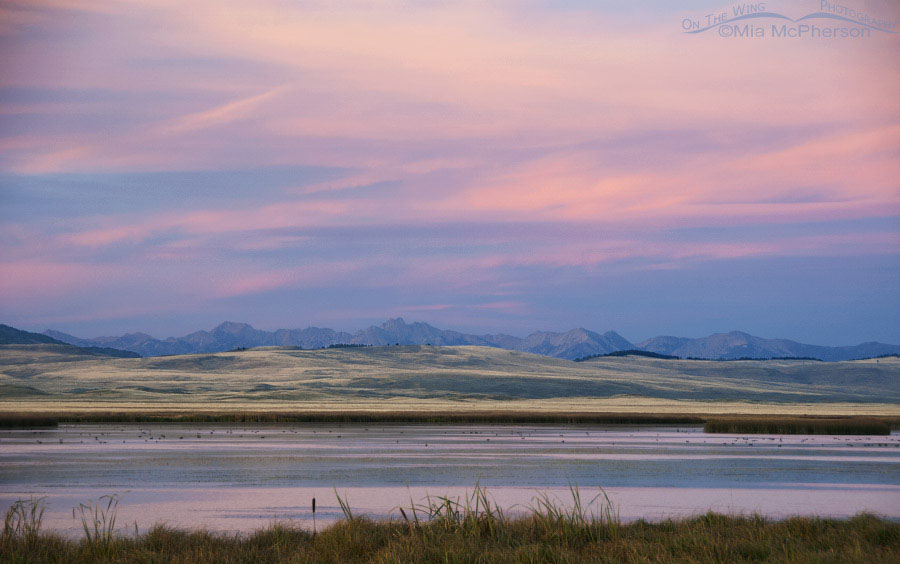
[0,410,708,426]
[2,508,898,563]
[396,481,512,543]
[704,417,891,435]
[333,488,355,521]
[2,497,45,550]
[0,414,58,428]
[72,494,122,558]
[6,410,900,432]
[529,483,619,545]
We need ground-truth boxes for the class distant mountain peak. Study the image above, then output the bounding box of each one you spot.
[213,321,254,332]
[638,331,899,361]
[121,332,155,339]
[30,320,900,362]
[44,329,80,341]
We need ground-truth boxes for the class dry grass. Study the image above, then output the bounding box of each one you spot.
[2,344,900,417]
[3,410,900,430]
[0,410,707,425]
[2,493,898,564]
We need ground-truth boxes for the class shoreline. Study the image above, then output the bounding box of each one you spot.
[3,409,900,431]
[5,396,900,417]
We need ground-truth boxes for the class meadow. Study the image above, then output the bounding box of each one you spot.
[2,344,899,418]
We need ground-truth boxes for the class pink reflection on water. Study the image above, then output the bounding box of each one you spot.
[3,484,898,538]
[2,424,899,536]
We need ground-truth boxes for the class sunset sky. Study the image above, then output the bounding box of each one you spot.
[1,0,899,344]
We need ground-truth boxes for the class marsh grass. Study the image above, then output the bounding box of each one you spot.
[72,495,121,557]
[6,411,899,436]
[4,491,899,563]
[0,415,58,428]
[0,410,707,426]
[529,484,620,544]
[704,417,891,435]
[334,488,355,521]
[5,410,899,429]
[396,482,511,542]
[2,497,45,549]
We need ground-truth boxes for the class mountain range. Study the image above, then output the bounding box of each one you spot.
[0,324,139,358]
[38,319,900,361]
[637,332,900,362]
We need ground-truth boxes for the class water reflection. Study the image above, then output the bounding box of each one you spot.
[2,424,898,535]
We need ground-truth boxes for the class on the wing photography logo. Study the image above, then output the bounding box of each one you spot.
[682,0,898,38]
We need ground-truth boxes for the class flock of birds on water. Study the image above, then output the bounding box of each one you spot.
[13,425,900,451]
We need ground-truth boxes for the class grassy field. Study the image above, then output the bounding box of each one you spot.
[2,344,899,417]
[3,495,899,564]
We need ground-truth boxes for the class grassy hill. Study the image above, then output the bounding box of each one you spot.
[1,344,898,415]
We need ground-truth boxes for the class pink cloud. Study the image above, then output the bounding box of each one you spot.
[210,271,300,300]
[5,0,898,177]
[425,122,900,229]
[63,200,354,248]
[2,0,899,328]
[208,261,363,300]
[0,261,122,301]
[157,86,289,135]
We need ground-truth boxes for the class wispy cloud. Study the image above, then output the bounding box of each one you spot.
[157,86,288,134]
[1,0,898,339]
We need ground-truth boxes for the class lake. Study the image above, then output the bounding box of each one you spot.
[1,423,898,535]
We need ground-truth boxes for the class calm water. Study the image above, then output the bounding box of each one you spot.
[1,424,898,535]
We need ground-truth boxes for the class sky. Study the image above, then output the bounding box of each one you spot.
[0,0,899,345]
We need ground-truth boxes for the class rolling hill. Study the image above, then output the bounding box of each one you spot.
[1,324,138,358]
[1,324,69,345]
[1,344,898,412]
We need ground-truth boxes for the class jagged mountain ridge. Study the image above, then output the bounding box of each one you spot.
[638,331,900,362]
[44,319,631,360]
[41,321,900,361]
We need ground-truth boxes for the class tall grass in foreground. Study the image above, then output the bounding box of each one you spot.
[3,493,899,563]
[704,417,891,435]
[2,497,45,549]
[72,495,121,557]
